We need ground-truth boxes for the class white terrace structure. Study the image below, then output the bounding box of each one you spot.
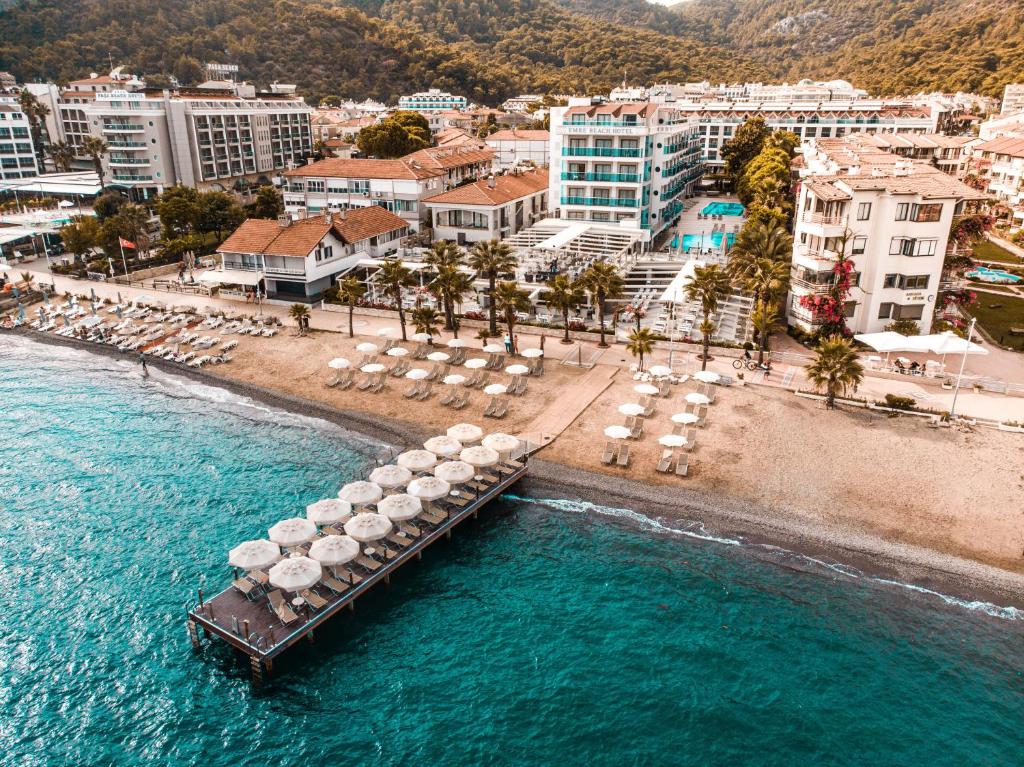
[423,169,548,245]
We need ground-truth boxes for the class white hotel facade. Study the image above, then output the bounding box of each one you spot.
[548,99,703,243]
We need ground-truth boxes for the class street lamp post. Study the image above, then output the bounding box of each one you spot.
[948,316,976,421]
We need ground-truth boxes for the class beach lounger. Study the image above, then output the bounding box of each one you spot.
[299,588,329,610]
[356,373,374,391]
[453,392,470,409]
[616,444,631,467]
[354,554,382,572]
[267,589,299,625]
[656,449,673,473]
[658,380,671,397]
[696,406,708,428]
[624,416,643,440]
[675,454,689,477]
[484,396,499,417]
[641,396,656,418]
[338,370,355,390]
[416,382,432,400]
[326,374,342,388]
[684,428,697,452]
[320,573,351,595]
[492,397,509,419]
[405,381,422,398]
[440,389,456,406]
[232,577,260,600]
[420,509,446,525]
[399,522,421,538]
[445,494,470,509]
[387,532,412,549]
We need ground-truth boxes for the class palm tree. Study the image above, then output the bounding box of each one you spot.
[424,240,462,271]
[19,271,34,289]
[377,258,414,340]
[750,300,783,365]
[543,273,585,344]
[117,204,152,258]
[468,239,516,334]
[805,335,864,409]
[338,276,365,338]
[81,136,108,190]
[47,140,76,173]
[728,221,792,298]
[493,281,530,354]
[289,303,311,336]
[411,306,441,337]
[19,90,50,173]
[626,328,655,371]
[684,263,730,370]
[579,262,625,348]
[430,266,474,337]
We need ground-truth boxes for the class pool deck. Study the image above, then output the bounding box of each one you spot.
[186,458,529,683]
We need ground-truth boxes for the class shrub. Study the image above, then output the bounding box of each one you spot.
[883,394,917,411]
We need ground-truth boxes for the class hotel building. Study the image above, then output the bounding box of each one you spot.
[548,99,703,244]
[423,169,548,245]
[0,96,39,180]
[969,136,1024,228]
[397,89,467,113]
[485,129,550,170]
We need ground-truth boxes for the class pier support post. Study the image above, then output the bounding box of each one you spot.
[416,551,422,562]
[306,630,315,644]
[384,572,391,586]
[348,600,355,612]
[249,657,264,687]
[446,530,452,541]
[187,619,201,650]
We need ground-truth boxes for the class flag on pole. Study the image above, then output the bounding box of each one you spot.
[119,237,137,249]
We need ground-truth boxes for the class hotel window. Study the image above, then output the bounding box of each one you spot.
[307,180,324,193]
[566,211,585,220]
[843,301,857,318]
[878,302,895,319]
[910,203,942,222]
[591,212,610,222]
[902,274,929,289]
[856,202,871,220]
[851,236,867,255]
[596,114,611,125]
[709,125,720,135]
[895,203,909,221]
[883,274,899,288]
[895,303,925,320]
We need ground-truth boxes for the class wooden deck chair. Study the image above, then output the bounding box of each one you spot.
[356,373,374,391]
[601,441,616,465]
[399,522,421,538]
[232,577,259,600]
[417,382,433,400]
[658,380,671,397]
[684,428,697,452]
[656,449,673,473]
[267,589,299,625]
[675,453,689,477]
[387,532,412,548]
[299,588,329,610]
[320,573,351,595]
[354,554,382,571]
[616,443,630,467]
[404,381,422,398]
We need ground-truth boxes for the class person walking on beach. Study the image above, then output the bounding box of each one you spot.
[512,334,520,356]
[503,332,512,354]
[138,351,148,377]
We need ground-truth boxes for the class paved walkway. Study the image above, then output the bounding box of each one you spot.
[516,364,618,449]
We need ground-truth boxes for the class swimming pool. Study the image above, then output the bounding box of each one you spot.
[701,202,745,217]
[966,266,1022,284]
[681,232,735,251]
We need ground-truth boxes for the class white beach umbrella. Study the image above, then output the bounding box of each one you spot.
[405,368,429,380]
[443,374,467,386]
[671,412,699,425]
[269,556,322,592]
[356,342,378,354]
[658,434,688,448]
[433,460,475,484]
[328,357,350,369]
[268,517,317,548]
[58,199,75,208]
[412,332,432,342]
[338,480,384,506]
[483,383,508,396]
[464,358,487,369]
[634,383,659,396]
[344,512,392,543]
[459,445,500,468]
[447,422,484,443]
[686,392,711,406]
[377,493,423,522]
[604,425,631,440]
[305,498,352,525]
[693,370,719,384]
[446,338,468,348]
[407,475,452,501]
[505,364,530,376]
[424,435,463,457]
[648,365,672,377]
[482,433,520,455]
[521,348,544,358]
[377,327,396,337]
[482,343,505,353]
[228,539,281,571]
[427,351,450,362]
[386,346,409,357]
[361,363,385,374]
[369,464,413,488]
[308,534,360,566]
[397,449,438,472]
[618,403,646,417]
[927,331,987,356]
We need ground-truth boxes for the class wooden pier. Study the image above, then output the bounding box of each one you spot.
[187,456,528,684]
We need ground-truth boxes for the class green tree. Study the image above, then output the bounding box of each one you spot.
[197,191,245,243]
[116,203,152,258]
[377,258,415,340]
[885,319,920,336]
[720,117,770,187]
[289,303,311,335]
[81,136,108,190]
[468,239,516,334]
[425,241,468,334]
[542,273,584,344]
[411,306,441,337]
[59,216,100,261]
[750,299,783,365]
[579,262,625,348]
[805,335,865,410]
[157,186,201,238]
[92,191,126,221]
[250,185,283,219]
[356,112,430,158]
[172,55,204,85]
[684,263,730,370]
[626,327,656,371]
[47,140,75,173]
[493,280,530,353]
[18,89,50,173]
[338,276,365,338]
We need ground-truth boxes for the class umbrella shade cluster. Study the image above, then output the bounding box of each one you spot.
[339,480,383,505]
[269,556,322,592]
[306,498,352,525]
[397,449,437,472]
[308,534,360,566]
[229,539,281,570]
[268,517,317,548]
[424,435,463,456]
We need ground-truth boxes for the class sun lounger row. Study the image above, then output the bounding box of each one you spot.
[484,395,509,419]
[601,441,631,467]
[440,389,470,409]
[656,450,689,476]
[404,381,433,400]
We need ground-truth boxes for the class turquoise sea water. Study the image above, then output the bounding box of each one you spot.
[1,335,1022,766]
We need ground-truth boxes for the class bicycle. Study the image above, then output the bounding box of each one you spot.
[732,358,758,370]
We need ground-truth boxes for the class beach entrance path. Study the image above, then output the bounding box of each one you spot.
[516,364,617,450]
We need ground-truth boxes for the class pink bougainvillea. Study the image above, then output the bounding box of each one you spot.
[799,257,854,336]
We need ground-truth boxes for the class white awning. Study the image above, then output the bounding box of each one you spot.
[196,269,264,286]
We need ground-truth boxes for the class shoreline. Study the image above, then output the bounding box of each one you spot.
[7,327,1024,612]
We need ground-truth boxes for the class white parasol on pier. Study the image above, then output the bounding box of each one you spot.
[634,383,659,396]
[397,449,438,472]
[338,480,383,506]
[228,539,281,571]
[269,555,322,592]
[407,475,452,501]
[355,342,378,354]
[268,517,317,548]
[427,351,450,362]
[343,512,392,542]
[459,445,500,468]
[447,423,483,444]
[481,433,520,456]
[686,392,711,406]
[424,435,463,457]
[368,464,413,489]
[693,370,719,384]
[306,498,352,525]
[464,358,487,370]
[521,348,543,359]
[671,412,699,425]
[658,434,688,448]
[308,534,360,566]
[328,358,350,369]
[377,493,423,522]
[618,403,645,417]
[483,383,508,396]
[433,460,475,485]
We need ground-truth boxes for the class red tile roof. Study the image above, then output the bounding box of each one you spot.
[401,145,495,171]
[423,170,548,206]
[564,103,657,118]
[219,207,407,256]
[975,136,1024,158]
[284,157,441,180]
[486,129,550,141]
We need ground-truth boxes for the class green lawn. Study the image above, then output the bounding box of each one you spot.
[971,240,1023,265]
[965,293,1024,350]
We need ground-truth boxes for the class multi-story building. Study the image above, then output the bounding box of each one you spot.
[969,136,1024,228]
[281,146,493,232]
[501,95,544,113]
[0,96,39,180]
[486,129,550,170]
[398,89,467,113]
[833,132,973,177]
[548,99,703,243]
[788,137,988,335]
[1001,84,1024,116]
[423,169,548,245]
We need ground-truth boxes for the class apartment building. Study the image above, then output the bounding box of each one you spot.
[1001,84,1024,116]
[548,99,703,243]
[398,89,467,113]
[970,136,1024,227]
[834,132,973,176]
[423,169,548,244]
[486,129,550,170]
[789,137,987,335]
[281,146,493,232]
[0,96,39,180]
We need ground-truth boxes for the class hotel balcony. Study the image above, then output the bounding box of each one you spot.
[562,147,643,158]
[560,196,639,208]
[109,157,150,167]
[106,140,147,150]
[102,123,145,133]
[262,264,307,277]
[111,173,154,183]
[560,172,640,183]
[800,210,846,226]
